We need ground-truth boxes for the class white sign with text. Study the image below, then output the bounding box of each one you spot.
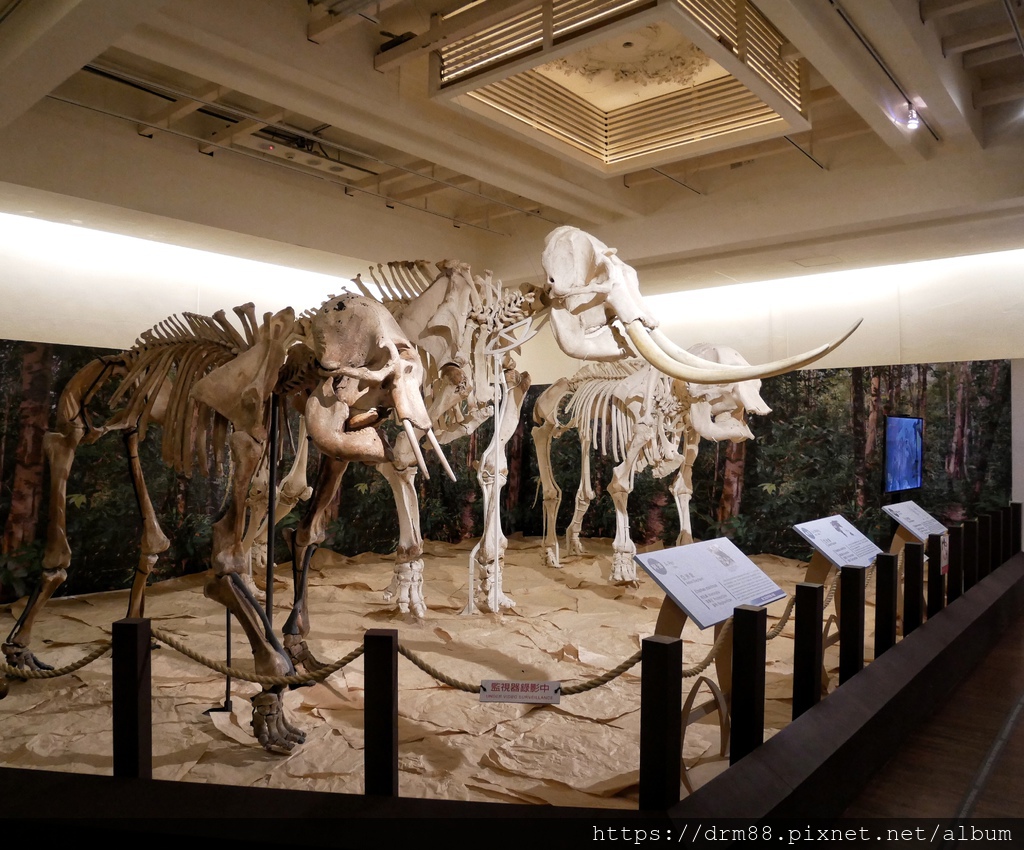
[633,538,786,630]
[793,515,882,568]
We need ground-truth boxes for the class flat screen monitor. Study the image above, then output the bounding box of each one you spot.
[884,415,924,494]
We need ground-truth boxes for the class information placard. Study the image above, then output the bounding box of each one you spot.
[793,515,882,568]
[882,500,947,542]
[633,538,786,630]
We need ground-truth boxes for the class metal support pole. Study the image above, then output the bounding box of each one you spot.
[838,567,865,684]
[266,393,279,626]
[926,533,945,618]
[874,553,898,656]
[639,635,682,809]
[792,583,824,720]
[112,617,152,779]
[903,542,923,635]
[730,606,766,764]
[364,628,399,796]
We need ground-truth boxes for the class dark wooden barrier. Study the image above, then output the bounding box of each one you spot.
[904,542,923,634]
[978,514,992,580]
[947,524,964,604]
[638,635,682,809]
[927,533,945,618]
[874,553,898,656]
[729,605,766,764]
[839,567,866,683]
[364,628,399,796]
[964,518,979,590]
[792,583,824,720]
[112,617,152,780]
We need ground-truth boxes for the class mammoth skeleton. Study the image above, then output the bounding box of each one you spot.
[532,345,771,582]
[4,294,449,752]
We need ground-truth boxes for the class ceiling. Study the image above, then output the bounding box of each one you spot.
[1,0,1024,296]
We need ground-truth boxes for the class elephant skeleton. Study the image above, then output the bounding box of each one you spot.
[349,227,857,613]
[351,259,533,615]
[5,294,450,752]
[533,345,771,582]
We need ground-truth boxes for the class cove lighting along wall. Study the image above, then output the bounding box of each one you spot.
[0,212,354,350]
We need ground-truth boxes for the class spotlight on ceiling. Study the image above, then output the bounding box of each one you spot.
[906,105,920,131]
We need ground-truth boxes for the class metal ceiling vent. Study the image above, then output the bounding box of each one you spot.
[424,0,808,174]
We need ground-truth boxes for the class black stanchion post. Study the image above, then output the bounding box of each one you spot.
[963,519,979,591]
[978,514,991,580]
[112,617,152,779]
[874,553,898,656]
[989,511,1003,572]
[364,628,398,796]
[1012,503,1022,556]
[792,583,824,721]
[730,605,766,765]
[947,525,964,605]
[926,534,945,618]
[903,542,924,635]
[639,635,682,810]
[838,567,865,684]
[1001,505,1012,565]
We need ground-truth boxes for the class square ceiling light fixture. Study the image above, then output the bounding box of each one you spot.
[428,0,809,175]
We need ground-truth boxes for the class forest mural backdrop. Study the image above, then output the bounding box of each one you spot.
[0,337,1012,603]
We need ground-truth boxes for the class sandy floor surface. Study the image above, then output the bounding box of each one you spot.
[0,536,850,808]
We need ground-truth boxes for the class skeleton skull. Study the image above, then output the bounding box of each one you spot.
[541,226,861,382]
[306,293,452,479]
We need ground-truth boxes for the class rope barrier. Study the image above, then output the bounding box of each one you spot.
[0,641,111,680]
[150,627,363,687]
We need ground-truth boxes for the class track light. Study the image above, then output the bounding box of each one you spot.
[906,105,920,130]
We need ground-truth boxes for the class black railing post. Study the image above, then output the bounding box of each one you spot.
[874,553,898,656]
[730,605,766,764]
[112,617,152,779]
[947,525,964,604]
[792,583,824,720]
[978,515,991,580]
[1001,505,1012,565]
[989,511,1003,572]
[364,628,399,796]
[838,567,865,683]
[904,542,924,635]
[639,635,682,809]
[963,519,979,591]
[926,533,945,618]
[1012,503,1022,555]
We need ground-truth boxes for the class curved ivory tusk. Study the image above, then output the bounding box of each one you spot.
[626,319,862,384]
[425,428,457,482]
[403,418,430,480]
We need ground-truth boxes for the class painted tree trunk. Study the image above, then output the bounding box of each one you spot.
[717,439,746,524]
[1,342,54,555]
[852,366,867,511]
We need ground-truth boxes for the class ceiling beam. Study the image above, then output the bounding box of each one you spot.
[920,0,996,22]
[962,40,1021,66]
[943,22,1015,54]
[199,108,287,154]
[975,78,1024,106]
[0,0,167,130]
[373,0,537,72]
[308,0,402,44]
[137,81,230,136]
